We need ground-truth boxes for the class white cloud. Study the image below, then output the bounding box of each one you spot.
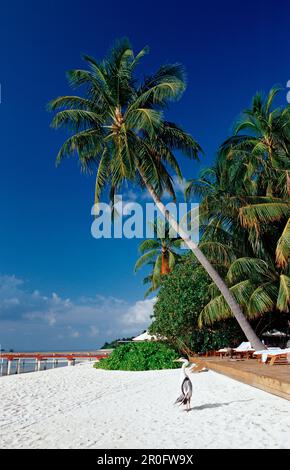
[121,297,156,326]
[0,275,156,350]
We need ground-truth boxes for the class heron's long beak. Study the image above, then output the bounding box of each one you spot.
[173,358,183,363]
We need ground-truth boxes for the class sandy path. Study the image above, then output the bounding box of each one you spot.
[0,363,289,449]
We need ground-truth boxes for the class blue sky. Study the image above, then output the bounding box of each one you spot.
[0,0,290,350]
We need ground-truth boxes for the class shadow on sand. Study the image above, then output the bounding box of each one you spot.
[186,398,253,412]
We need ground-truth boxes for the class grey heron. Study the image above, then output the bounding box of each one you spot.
[174,357,194,412]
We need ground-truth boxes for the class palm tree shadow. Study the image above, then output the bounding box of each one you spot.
[187,399,253,412]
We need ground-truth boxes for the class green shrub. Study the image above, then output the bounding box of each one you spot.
[150,256,244,353]
[100,337,133,349]
[94,341,180,371]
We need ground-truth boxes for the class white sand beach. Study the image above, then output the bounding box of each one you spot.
[0,363,290,449]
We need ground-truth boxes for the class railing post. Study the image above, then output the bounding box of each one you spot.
[35,357,42,372]
[7,358,13,375]
[67,356,75,366]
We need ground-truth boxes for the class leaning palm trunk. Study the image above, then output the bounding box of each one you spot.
[50,41,266,351]
[139,168,264,350]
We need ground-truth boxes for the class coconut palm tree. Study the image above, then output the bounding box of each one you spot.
[49,39,264,349]
[134,219,183,297]
[219,87,290,198]
[185,164,253,257]
[216,87,290,265]
[186,163,290,264]
[200,255,290,326]
[187,170,290,327]
[186,88,290,328]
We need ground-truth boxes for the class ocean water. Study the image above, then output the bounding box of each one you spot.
[0,358,94,377]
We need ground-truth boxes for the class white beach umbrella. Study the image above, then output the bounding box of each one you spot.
[132,331,158,342]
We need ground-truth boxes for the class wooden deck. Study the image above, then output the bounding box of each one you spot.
[190,356,290,401]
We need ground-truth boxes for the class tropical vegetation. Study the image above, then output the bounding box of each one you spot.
[186,88,290,328]
[94,341,180,371]
[100,337,133,349]
[149,88,289,354]
[134,219,182,297]
[50,38,265,349]
[150,89,290,352]
[150,256,245,353]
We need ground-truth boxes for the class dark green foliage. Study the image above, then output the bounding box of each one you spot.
[187,322,245,353]
[94,341,180,371]
[100,337,133,349]
[135,219,184,298]
[252,311,290,346]
[186,88,290,325]
[150,255,244,352]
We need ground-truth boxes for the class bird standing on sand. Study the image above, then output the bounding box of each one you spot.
[174,358,193,412]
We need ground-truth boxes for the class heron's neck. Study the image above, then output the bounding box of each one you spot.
[182,362,188,378]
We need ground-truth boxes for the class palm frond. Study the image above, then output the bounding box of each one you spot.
[134,249,159,272]
[51,109,103,132]
[248,282,278,317]
[144,284,158,298]
[277,274,290,312]
[239,202,290,228]
[227,257,271,284]
[158,122,202,159]
[48,96,101,112]
[138,239,160,254]
[276,218,290,269]
[153,255,162,279]
[94,149,110,204]
[265,87,281,113]
[168,250,177,269]
[55,129,103,167]
[126,108,163,137]
[199,241,235,267]
[199,280,253,326]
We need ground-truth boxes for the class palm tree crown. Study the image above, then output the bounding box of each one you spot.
[186,89,290,327]
[134,219,183,297]
[49,38,266,350]
[219,87,290,197]
[49,38,201,205]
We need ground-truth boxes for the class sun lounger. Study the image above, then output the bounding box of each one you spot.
[233,342,255,359]
[216,342,255,359]
[254,348,290,365]
[215,348,230,358]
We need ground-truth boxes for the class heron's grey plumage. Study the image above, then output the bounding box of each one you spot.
[174,358,193,412]
[175,376,192,406]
